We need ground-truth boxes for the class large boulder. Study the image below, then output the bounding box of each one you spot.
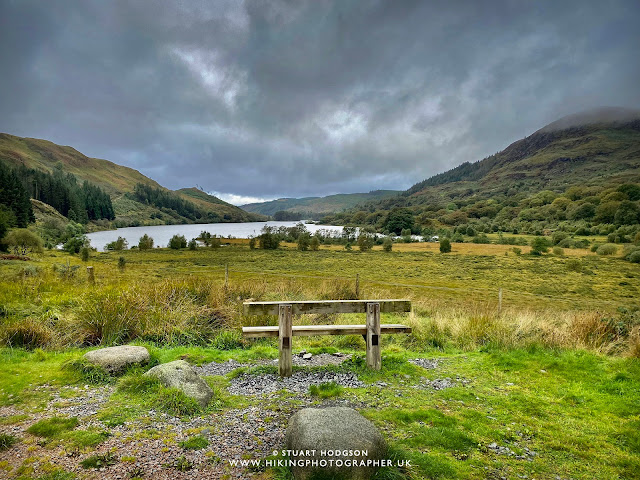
[285,407,387,480]
[144,360,213,408]
[83,345,149,374]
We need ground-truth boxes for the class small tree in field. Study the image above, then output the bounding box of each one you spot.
[138,234,154,250]
[382,237,393,252]
[530,236,550,255]
[439,238,451,253]
[188,238,198,250]
[310,236,320,251]
[169,234,187,250]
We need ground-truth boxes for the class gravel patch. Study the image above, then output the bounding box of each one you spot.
[409,358,440,370]
[228,371,364,395]
[194,359,248,376]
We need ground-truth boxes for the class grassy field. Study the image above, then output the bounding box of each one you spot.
[0,243,639,479]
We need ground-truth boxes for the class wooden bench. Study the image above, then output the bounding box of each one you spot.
[242,300,412,377]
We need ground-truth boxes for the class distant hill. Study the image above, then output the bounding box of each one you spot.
[322,107,640,234]
[241,190,400,217]
[0,133,265,227]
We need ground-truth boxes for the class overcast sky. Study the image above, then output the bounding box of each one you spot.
[1,0,639,204]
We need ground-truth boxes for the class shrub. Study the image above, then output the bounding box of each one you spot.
[297,234,311,251]
[596,244,618,256]
[530,237,550,255]
[591,243,600,252]
[382,237,393,252]
[439,238,451,253]
[628,250,640,263]
[310,236,320,251]
[188,238,198,250]
[105,236,128,251]
[80,247,90,261]
[169,235,187,249]
[553,246,564,256]
[211,237,222,249]
[357,234,374,251]
[138,234,154,250]
[118,256,126,270]
[512,247,522,255]
[4,228,44,255]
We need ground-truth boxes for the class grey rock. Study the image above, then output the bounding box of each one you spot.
[83,346,149,374]
[285,407,387,480]
[302,353,313,360]
[144,360,213,408]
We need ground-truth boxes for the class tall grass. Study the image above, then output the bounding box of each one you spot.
[1,255,638,356]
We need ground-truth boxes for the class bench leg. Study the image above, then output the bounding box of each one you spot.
[279,304,293,377]
[366,302,381,370]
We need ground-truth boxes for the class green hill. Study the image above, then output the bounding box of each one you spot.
[241,190,400,217]
[0,133,265,227]
[321,107,640,236]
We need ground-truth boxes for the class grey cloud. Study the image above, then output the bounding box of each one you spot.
[0,0,639,200]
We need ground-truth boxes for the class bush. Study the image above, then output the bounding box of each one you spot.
[627,250,640,263]
[138,234,154,250]
[188,238,198,250]
[297,234,311,251]
[530,237,550,255]
[566,259,583,272]
[4,228,44,255]
[169,235,187,249]
[596,244,618,256]
[512,247,522,255]
[553,246,564,256]
[310,236,320,251]
[382,237,393,252]
[80,246,90,261]
[118,256,126,270]
[105,236,128,251]
[439,238,451,253]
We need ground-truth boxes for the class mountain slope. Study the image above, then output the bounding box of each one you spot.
[322,107,640,233]
[241,190,400,216]
[0,133,265,226]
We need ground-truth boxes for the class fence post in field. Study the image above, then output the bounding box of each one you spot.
[87,266,94,285]
[225,263,229,290]
[279,304,293,377]
[498,288,503,315]
[356,274,360,299]
[366,302,381,370]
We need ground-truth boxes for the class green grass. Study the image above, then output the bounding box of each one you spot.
[79,452,117,469]
[0,433,18,451]
[309,381,343,399]
[26,417,79,438]
[179,435,209,450]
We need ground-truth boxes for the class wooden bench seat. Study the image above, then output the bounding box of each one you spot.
[242,323,412,338]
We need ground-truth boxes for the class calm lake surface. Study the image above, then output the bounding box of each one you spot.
[86,221,344,251]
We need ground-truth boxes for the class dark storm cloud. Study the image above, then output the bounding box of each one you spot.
[1,0,639,202]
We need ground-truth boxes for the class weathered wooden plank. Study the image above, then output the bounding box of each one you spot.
[242,324,412,338]
[366,302,381,371]
[279,304,293,377]
[243,299,411,316]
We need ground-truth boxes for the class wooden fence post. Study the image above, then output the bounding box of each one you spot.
[498,288,503,315]
[225,264,229,290]
[355,274,360,299]
[87,266,94,285]
[366,302,381,370]
[279,304,293,377]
